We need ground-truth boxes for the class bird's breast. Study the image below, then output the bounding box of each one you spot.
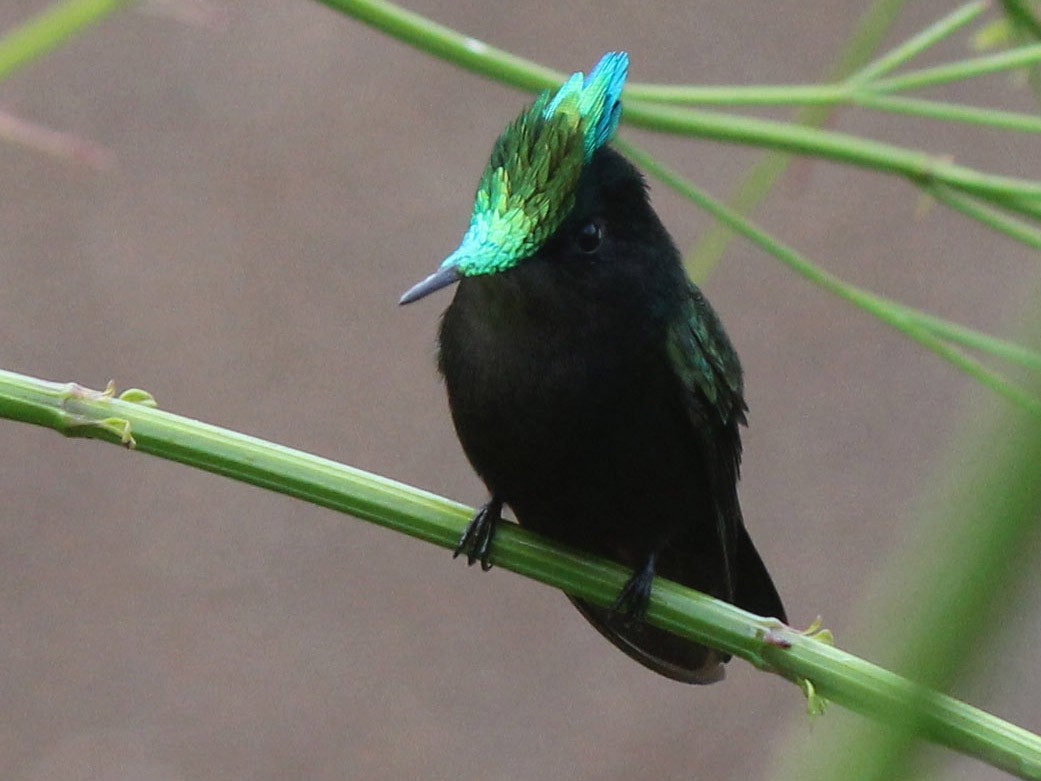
[439,276,646,429]
[436,275,697,549]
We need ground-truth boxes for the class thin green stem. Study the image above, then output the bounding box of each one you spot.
[317,0,1041,207]
[313,0,563,92]
[925,183,1041,252]
[897,321,1041,413]
[687,0,908,280]
[1,367,1040,779]
[850,0,988,83]
[852,91,1041,133]
[616,138,1041,412]
[613,86,1041,138]
[623,100,1041,201]
[906,305,1041,372]
[871,43,1041,93]
[0,0,133,82]
[625,82,849,106]
[991,192,1041,222]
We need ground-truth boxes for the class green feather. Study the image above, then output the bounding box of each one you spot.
[666,282,746,431]
[441,52,629,278]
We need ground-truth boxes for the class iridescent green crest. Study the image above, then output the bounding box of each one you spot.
[443,52,629,278]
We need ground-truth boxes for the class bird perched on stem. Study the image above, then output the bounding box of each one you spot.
[400,52,786,684]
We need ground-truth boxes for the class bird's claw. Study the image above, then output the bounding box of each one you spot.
[454,498,503,571]
[611,554,658,625]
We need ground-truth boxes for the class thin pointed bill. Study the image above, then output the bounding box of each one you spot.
[399,264,463,305]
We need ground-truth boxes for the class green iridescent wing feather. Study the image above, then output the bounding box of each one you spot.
[667,283,746,434]
[666,282,748,600]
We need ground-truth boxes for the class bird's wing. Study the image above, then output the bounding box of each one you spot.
[665,281,748,600]
[665,282,746,464]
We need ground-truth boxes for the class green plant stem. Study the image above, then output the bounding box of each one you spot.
[686,0,908,281]
[616,83,1041,136]
[1,366,1040,778]
[872,42,1041,92]
[925,183,1041,252]
[313,0,564,92]
[622,100,1041,201]
[316,0,1041,205]
[852,92,1041,133]
[850,1,987,83]
[319,0,1041,297]
[615,138,1041,410]
[625,82,849,106]
[0,0,133,82]
[903,304,1041,371]
[627,0,983,107]
[632,1,994,107]
[619,38,1041,108]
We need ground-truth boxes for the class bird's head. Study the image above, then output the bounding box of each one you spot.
[400,52,629,305]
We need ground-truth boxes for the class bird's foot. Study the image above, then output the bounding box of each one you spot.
[611,553,658,625]
[454,497,503,571]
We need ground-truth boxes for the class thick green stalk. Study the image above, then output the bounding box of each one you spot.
[1,366,1041,779]
[0,0,133,82]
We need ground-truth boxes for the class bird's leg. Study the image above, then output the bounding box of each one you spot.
[454,496,503,571]
[611,551,658,623]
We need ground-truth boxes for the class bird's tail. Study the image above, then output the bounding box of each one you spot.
[566,595,729,683]
[567,522,785,684]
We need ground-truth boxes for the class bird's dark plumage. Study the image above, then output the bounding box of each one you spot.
[434,147,786,683]
[400,53,784,683]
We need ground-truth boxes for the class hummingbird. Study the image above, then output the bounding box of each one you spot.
[400,52,786,684]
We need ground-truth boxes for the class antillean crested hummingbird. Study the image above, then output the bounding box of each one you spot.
[400,52,786,683]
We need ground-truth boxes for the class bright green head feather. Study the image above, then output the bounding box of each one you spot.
[444,52,629,278]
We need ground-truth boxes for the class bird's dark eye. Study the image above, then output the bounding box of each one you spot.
[576,220,604,254]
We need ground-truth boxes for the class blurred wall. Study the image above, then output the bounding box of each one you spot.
[1,2,1038,779]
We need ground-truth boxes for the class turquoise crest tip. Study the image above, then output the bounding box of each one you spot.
[440,52,631,281]
[544,51,628,160]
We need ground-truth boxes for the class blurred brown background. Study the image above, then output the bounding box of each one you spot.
[2,1,1039,779]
